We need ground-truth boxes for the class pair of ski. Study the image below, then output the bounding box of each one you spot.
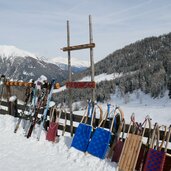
[14,85,33,133]
[25,85,48,138]
[71,102,119,159]
[14,79,55,140]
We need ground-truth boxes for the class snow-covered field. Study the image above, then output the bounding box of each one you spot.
[0,115,116,171]
[0,88,171,171]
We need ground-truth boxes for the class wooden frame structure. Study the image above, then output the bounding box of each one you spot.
[61,15,96,136]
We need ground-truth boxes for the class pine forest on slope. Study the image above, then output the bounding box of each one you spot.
[54,32,171,103]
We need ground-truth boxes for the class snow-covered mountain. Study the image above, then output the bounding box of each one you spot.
[49,56,88,73]
[0,45,67,82]
[0,45,38,59]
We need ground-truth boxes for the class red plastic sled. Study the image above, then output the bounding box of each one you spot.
[46,106,61,142]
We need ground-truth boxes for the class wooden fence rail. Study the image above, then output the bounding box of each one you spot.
[0,100,171,154]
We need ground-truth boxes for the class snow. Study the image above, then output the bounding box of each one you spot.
[1,65,171,170]
[0,89,171,170]
[9,95,17,102]
[0,115,116,171]
[0,45,38,59]
[101,89,171,126]
[79,73,122,83]
[23,71,35,76]
[49,56,89,68]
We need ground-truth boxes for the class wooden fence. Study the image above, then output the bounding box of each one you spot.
[0,100,171,154]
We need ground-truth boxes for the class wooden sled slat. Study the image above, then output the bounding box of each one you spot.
[118,115,150,171]
[119,134,141,171]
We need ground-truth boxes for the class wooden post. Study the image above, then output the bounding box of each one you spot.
[61,16,96,136]
[5,85,11,115]
[67,20,73,137]
[89,15,95,102]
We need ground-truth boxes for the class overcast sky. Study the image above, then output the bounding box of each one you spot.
[0,0,171,62]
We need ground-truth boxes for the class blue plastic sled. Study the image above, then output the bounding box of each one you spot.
[71,123,92,152]
[87,107,118,159]
[87,127,111,159]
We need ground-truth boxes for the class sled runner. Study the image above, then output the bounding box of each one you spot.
[86,107,121,159]
[134,117,152,171]
[111,117,125,162]
[143,124,170,171]
[71,101,96,152]
[117,114,150,171]
[106,107,125,161]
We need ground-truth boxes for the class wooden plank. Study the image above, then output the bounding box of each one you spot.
[66,81,96,88]
[0,109,8,115]
[5,81,33,87]
[58,124,77,134]
[62,43,95,51]
[0,101,171,142]
[1,100,171,145]
[129,136,141,171]
[125,134,137,170]
[3,81,60,89]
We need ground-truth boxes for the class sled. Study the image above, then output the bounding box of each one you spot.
[46,106,61,142]
[106,107,125,161]
[60,105,67,136]
[163,125,171,171]
[163,154,171,171]
[111,118,125,162]
[135,117,152,171]
[86,107,121,159]
[117,114,150,171]
[71,101,96,152]
[143,124,171,171]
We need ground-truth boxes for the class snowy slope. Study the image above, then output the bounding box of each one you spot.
[0,97,171,171]
[54,70,171,126]
[0,45,37,59]
[0,45,67,82]
[49,56,89,68]
[0,115,116,171]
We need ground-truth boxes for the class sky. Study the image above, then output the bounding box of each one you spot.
[0,0,171,63]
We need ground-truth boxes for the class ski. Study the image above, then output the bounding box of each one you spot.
[26,83,48,138]
[37,79,55,140]
[23,86,39,135]
[14,84,33,133]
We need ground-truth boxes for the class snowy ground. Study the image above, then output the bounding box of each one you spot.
[74,89,171,126]
[0,89,171,171]
[0,115,116,171]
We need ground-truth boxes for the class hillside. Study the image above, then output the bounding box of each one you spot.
[49,56,88,73]
[0,46,67,82]
[55,33,171,103]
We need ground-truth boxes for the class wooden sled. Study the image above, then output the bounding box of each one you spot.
[143,124,171,171]
[163,125,171,171]
[117,114,150,171]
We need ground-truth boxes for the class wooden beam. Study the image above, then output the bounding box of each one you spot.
[61,43,95,52]
[4,81,60,89]
[66,81,96,89]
